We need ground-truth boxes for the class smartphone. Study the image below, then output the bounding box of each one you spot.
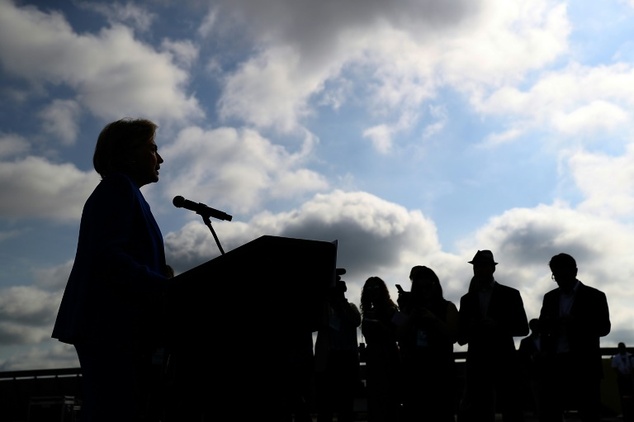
[396,284,404,293]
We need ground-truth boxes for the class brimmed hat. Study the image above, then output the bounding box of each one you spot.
[468,250,498,265]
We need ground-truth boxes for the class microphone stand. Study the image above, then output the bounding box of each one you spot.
[201,214,225,255]
[161,212,225,412]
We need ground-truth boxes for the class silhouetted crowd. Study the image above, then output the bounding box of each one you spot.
[287,251,615,422]
[52,118,619,422]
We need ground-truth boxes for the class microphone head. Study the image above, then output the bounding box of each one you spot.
[173,196,185,207]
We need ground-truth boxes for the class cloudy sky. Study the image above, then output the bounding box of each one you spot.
[1,0,634,370]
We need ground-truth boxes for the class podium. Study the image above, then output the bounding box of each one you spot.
[163,235,338,420]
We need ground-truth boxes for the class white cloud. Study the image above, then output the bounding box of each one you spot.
[219,46,332,132]
[483,128,525,146]
[363,125,393,153]
[33,260,73,290]
[215,0,569,142]
[212,0,480,50]
[161,125,329,214]
[165,189,443,294]
[0,285,60,342]
[422,105,448,139]
[38,99,81,145]
[552,100,629,135]
[0,1,203,124]
[0,157,98,221]
[479,63,634,141]
[440,1,570,91]
[161,39,199,69]
[80,1,157,32]
[0,342,78,371]
[198,7,218,38]
[570,146,634,219]
[0,134,30,158]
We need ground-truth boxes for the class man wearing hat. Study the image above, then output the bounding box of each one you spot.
[457,250,529,422]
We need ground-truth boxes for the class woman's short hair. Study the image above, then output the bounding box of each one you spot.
[93,118,157,178]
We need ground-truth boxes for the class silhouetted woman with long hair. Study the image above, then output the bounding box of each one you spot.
[397,265,458,422]
[361,276,402,422]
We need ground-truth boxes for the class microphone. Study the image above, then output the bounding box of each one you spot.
[172,196,233,221]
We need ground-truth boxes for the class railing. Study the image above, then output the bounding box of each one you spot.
[0,347,626,422]
[0,368,82,422]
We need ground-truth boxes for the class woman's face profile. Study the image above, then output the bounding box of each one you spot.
[128,136,164,187]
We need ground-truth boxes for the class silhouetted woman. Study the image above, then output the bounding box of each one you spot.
[360,276,402,422]
[397,265,458,422]
[52,118,172,422]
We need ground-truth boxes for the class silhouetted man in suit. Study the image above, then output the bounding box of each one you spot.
[538,253,610,422]
[458,250,529,422]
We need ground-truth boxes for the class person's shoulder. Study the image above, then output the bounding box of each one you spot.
[539,290,557,306]
[494,282,521,294]
[543,287,559,297]
[578,280,602,291]
[445,300,459,315]
[93,172,133,192]
[577,281,607,297]
[102,172,135,187]
[87,174,138,210]
[95,173,138,196]
[444,298,458,308]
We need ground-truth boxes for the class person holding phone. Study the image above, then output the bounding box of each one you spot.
[397,265,459,422]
